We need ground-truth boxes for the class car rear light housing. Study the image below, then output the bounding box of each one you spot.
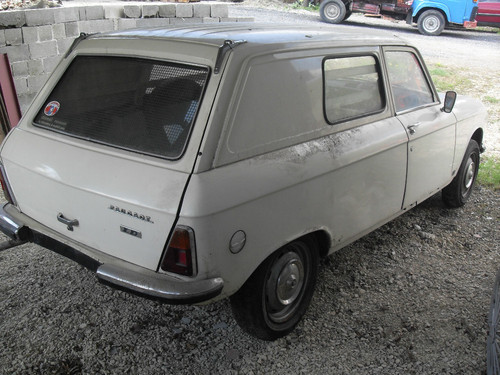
[160,226,196,276]
[0,163,17,206]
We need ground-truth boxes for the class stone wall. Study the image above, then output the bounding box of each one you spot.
[0,2,252,112]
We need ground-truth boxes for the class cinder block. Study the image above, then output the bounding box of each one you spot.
[104,5,124,19]
[11,61,29,77]
[38,25,53,42]
[0,30,5,47]
[116,18,137,30]
[0,45,30,63]
[220,18,239,23]
[193,4,211,18]
[43,56,61,74]
[22,27,38,44]
[28,59,44,76]
[65,22,80,38]
[52,23,66,40]
[136,18,171,27]
[78,19,114,34]
[53,7,79,23]
[28,73,50,93]
[236,17,255,22]
[5,29,23,46]
[159,4,176,18]
[25,9,55,26]
[57,38,74,55]
[14,77,28,95]
[143,5,159,18]
[18,93,37,114]
[176,4,193,18]
[211,4,228,18]
[86,6,105,21]
[0,10,26,28]
[124,5,141,18]
[202,17,220,23]
[171,18,202,25]
[77,7,86,21]
[29,41,58,60]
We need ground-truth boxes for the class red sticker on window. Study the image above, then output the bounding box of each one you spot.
[44,101,60,117]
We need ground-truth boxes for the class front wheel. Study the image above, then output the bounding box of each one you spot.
[320,0,347,24]
[417,10,445,36]
[442,139,480,208]
[230,238,319,340]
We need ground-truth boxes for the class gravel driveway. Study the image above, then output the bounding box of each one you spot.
[0,4,499,375]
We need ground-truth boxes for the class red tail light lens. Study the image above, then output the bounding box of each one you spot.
[0,164,16,205]
[160,226,195,276]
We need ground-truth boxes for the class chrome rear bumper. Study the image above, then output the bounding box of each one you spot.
[0,203,223,304]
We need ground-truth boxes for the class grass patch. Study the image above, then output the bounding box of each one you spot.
[478,156,500,191]
[484,96,499,104]
[428,64,474,93]
[289,1,319,11]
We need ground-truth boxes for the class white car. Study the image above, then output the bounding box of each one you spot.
[0,24,486,340]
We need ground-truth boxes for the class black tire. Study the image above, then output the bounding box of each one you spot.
[417,10,445,36]
[230,237,319,340]
[320,0,347,24]
[442,139,480,208]
[487,269,500,375]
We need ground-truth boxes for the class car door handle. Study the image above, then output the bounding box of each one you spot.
[407,123,421,135]
[57,213,79,231]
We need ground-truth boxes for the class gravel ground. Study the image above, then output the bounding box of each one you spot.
[0,3,499,374]
[0,189,498,374]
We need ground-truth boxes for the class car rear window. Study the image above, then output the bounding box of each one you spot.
[34,56,209,160]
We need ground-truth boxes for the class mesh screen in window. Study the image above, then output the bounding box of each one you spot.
[324,56,384,124]
[34,56,209,160]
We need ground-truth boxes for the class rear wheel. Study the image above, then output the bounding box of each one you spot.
[230,238,319,340]
[417,10,445,36]
[320,0,347,24]
[442,139,480,208]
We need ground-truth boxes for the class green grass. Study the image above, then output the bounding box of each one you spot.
[289,1,320,11]
[483,96,500,104]
[428,64,474,93]
[478,156,500,191]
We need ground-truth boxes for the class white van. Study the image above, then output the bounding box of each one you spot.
[0,24,486,340]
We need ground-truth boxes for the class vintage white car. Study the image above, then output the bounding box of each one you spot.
[0,25,486,340]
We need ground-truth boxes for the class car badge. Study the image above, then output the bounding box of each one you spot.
[44,101,60,117]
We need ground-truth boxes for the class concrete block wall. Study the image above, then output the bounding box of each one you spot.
[0,3,253,113]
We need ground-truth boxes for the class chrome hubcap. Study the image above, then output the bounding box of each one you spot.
[464,157,475,191]
[265,249,306,324]
[276,260,303,306]
[325,4,341,19]
[423,16,440,32]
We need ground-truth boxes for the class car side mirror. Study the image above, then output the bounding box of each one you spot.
[442,91,457,113]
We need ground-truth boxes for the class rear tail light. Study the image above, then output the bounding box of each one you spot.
[0,164,17,205]
[160,226,196,276]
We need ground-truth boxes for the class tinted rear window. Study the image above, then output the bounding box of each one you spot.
[34,56,209,159]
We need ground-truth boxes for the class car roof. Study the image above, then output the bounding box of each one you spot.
[93,23,407,48]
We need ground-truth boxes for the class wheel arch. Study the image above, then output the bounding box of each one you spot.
[471,128,484,152]
[413,6,450,23]
[303,229,331,259]
[319,0,351,6]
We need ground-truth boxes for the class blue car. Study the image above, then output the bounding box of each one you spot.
[320,0,478,35]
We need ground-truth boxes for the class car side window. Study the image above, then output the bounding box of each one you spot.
[385,51,434,113]
[323,55,385,124]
